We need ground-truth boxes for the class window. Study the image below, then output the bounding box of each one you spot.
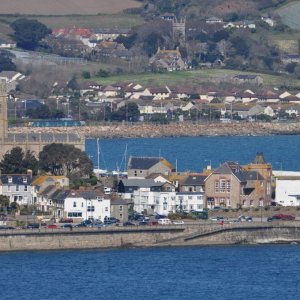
[68,212,82,217]
[23,177,27,183]
[24,185,28,192]
[163,204,167,210]
[197,196,202,200]
[226,180,231,193]
[215,181,219,192]
[73,201,77,208]
[188,196,192,200]
[16,185,19,192]
[105,207,108,212]
[220,179,226,193]
[120,214,123,218]
[119,206,123,211]
[8,177,12,183]
[82,202,84,207]
[7,186,11,192]
[87,206,95,212]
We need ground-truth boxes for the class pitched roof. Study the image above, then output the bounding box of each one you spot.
[111,199,128,205]
[32,175,66,186]
[1,174,32,185]
[129,157,163,170]
[182,175,207,186]
[122,179,164,188]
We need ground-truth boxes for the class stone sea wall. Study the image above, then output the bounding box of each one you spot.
[9,122,300,139]
[0,225,299,252]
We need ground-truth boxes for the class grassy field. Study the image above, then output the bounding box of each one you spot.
[268,32,300,53]
[0,13,143,31]
[0,0,141,15]
[92,69,300,89]
[277,1,300,30]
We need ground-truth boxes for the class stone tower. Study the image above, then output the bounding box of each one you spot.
[0,81,7,142]
[172,17,186,43]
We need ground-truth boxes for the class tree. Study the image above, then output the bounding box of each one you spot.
[26,104,51,119]
[0,147,38,175]
[285,62,297,74]
[82,71,91,79]
[10,18,51,50]
[0,195,10,214]
[118,180,125,193]
[111,102,140,122]
[230,36,249,57]
[0,50,16,71]
[39,143,93,178]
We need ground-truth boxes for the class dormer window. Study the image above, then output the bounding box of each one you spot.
[8,176,12,183]
[23,177,27,184]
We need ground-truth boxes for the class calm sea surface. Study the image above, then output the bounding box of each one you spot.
[0,245,299,300]
[86,135,300,172]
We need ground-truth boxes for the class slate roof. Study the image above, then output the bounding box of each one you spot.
[122,179,164,188]
[128,157,161,169]
[182,175,206,186]
[211,162,263,182]
[1,174,32,185]
[111,199,128,205]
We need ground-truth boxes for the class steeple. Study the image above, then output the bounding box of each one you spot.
[0,81,8,140]
[252,152,267,164]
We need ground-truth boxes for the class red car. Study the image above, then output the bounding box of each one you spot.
[60,218,73,223]
[47,224,59,229]
[268,214,295,221]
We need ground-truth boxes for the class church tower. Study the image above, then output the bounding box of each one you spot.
[0,81,8,141]
[172,17,186,43]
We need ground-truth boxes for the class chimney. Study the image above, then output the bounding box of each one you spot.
[27,169,33,178]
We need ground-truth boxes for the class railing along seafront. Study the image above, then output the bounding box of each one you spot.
[0,221,300,236]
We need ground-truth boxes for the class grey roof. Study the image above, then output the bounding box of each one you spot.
[212,162,263,182]
[122,179,164,188]
[52,190,70,201]
[128,157,161,170]
[1,174,32,185]
[182,175,206,186]
[111,199,128,205]
[176,192,203,195]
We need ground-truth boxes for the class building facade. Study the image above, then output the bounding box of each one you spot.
[0,81,85,159]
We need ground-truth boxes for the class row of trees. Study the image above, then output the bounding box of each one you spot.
[0,144,93,178]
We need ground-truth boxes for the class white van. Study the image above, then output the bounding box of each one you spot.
[158,218,172,225]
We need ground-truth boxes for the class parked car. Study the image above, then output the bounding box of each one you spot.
[123,221,135,227]
[148,220,158,226]
[24,223,40,229]
[238,216,253,222]
[138,221,149,226]
[60,218,73,223]
[155,214,167,220]
[105,217,120,224]
[47,224,59,229]
[267,214,295,222]
[172,220,184,225]
[210,216,224,221]
[0,226,15,230]
[61,224,73,229]
[158,218,172,225]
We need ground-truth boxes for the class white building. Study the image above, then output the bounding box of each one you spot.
[0,174,36,205]
[175,192,205,212]
[133,189,176,215]
[64,191,110,221]
[273,171,300,206]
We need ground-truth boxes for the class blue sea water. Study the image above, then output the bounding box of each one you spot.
[0,245,299,300]
[86,135,300,172]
